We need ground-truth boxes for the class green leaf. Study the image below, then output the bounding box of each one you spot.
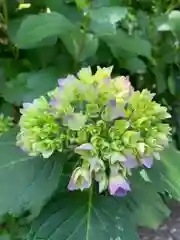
[75,0,89,10]
[0,58,26,79]
[28,192,139,240]
[8,18,58,49]
[25,68,60,100]
[2,68,60,104]
[0,129,65,218]
[15,12,74,48]
[1,73,30,105]
[0,235,10,240]
[0,102,14,117]
[91,0,114,8]
[44,0,83,23]
[168,75,176,95]
[61,30,99,62]
[153,65,167,94]
[125,58,147,73]
[104,29,152,58]
[5,0,18,14]
[89,6,128,36]
[139,169,151,182]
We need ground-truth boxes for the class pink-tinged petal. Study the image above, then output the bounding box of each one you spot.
[20,146,28,153]
[22,102,32,109]
[77,67,92,78]
[75,144,94,157]
[103,77,111,85]
[109,99,116,107]
[153,152,160,160]
[120,76,132,90]
[95,171,108,193]
[110,163,120,175]
[63,114,73,125]
[114,188,128,197]
[106,101,126,120]
[118,111,125,118]
[142,156,153,168]
[112,103,126,120]
[49,98,59,107]
[89,157,99,172]
[121,76,131,87]
[68,177,79,191]
[68,167,91,191]
[58,78,66,88]
[68,178,90,191]
[76,143,94,151]
[124,155,138,169]
[110,107,125,120]
[124,103,128,109]
[88,157,105,173]
[110,152,127,164]
[58,75,76,88]
[109,175,131,197]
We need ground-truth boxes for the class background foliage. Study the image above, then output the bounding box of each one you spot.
[1,0,180,239]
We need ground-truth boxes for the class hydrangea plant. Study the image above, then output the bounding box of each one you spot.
[17,66,171,198]
[1,0,180,238]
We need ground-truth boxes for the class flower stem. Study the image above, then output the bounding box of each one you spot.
[86,183,93,240]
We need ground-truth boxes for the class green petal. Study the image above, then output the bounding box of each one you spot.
[67,113,87,131]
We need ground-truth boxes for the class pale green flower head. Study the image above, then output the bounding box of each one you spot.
[17,66,172,197]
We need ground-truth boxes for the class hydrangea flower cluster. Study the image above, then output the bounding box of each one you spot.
[17,66,171,197]
[0,114,13,136]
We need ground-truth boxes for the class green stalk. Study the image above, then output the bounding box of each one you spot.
[85,183,93,240]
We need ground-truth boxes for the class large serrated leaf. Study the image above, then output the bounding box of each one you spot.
[15,12,74,48]
[28,191,139,240]
[0,129,65,218]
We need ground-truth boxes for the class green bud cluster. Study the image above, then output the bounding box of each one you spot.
[16,97,68,158]
[0,114,13,136]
